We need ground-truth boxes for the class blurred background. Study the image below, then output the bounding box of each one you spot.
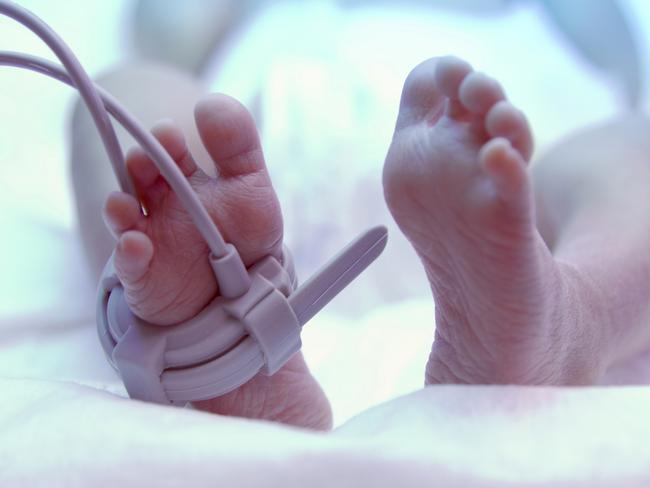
[0,0,649,425]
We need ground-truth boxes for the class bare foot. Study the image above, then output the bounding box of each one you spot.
[383,57,606,385]
[103,94,331,430]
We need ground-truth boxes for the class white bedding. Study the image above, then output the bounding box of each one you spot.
[3,0,650,485]
[4,379,650,486]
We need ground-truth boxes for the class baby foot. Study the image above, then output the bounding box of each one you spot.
[384,57,604,385]
[103,94,331,429]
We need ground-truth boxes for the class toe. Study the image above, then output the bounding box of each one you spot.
[479,137,530,203]
[434,56,473,99]
[127,120,200,208]
[433,56,473,119]
[103,191,145,238]
[126,145,159,188]
[396,57,452,129]
[459,72,505,115]
[126,145,168,207]
[194,93,267,178]
[114,230,154,287]
[150,119,198,177]
[485,101,534,162]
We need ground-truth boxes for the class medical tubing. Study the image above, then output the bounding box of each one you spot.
[0,1,131,194]
[0,50,236,261]
[0,0,247,289]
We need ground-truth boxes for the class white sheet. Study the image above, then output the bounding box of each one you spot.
[4,379,650,486]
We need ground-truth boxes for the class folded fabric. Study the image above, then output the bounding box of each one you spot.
[3,378,650,486]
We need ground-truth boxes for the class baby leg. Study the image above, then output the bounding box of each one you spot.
[533,116,650,374]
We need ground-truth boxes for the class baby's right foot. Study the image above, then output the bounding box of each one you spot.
[384,57,607,385]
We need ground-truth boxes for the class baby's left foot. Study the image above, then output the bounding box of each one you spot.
[384,57,607,385]
[102,94,331,429]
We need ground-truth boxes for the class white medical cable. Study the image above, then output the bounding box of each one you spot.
[0,3,390,404]
[0,1,130,194]
[0,50,235,259]
[0,1,251,297]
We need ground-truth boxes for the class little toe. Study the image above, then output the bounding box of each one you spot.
[479,137,530,203]
[150,119,198,177]
[194,93,267,178]
[459,72,506,115]
[485,101,534,162]
[114,230,154,287]
[103,191,145,238]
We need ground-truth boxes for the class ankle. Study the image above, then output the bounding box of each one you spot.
[194,353,333,431]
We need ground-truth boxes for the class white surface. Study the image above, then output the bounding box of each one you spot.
[4,379,650,486]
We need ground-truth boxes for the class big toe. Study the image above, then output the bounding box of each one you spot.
[194,93,267,178]
[395,56,471,130]
[194,93,283,265]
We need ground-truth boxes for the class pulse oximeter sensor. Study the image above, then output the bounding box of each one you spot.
[0,1,387,405]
